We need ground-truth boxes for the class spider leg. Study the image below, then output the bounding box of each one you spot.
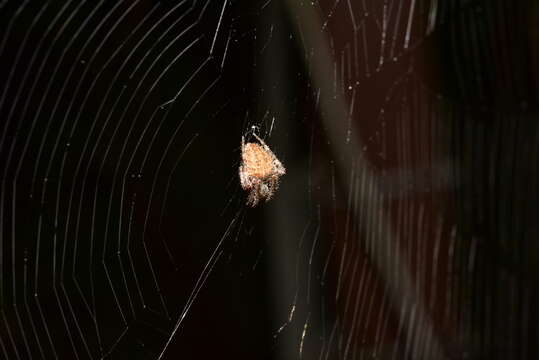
[273,159,286,174]
[247,191,259,207]
[239,165,249,188]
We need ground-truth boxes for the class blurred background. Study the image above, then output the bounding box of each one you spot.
[1,0,538,358]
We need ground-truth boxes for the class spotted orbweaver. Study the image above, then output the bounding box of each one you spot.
[239,133,286,206]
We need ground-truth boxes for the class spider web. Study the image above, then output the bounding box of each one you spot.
[0,0,537,359]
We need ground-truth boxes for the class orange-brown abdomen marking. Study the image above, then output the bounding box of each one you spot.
[241,143,276,179]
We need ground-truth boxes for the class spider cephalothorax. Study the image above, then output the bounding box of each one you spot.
[239,134,286,206]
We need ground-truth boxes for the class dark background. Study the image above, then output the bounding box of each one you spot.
[1,0,538,359]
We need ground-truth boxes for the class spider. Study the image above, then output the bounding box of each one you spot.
[239,133,286,207]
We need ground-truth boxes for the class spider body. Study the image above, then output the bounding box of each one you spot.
[239,134,285,206]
